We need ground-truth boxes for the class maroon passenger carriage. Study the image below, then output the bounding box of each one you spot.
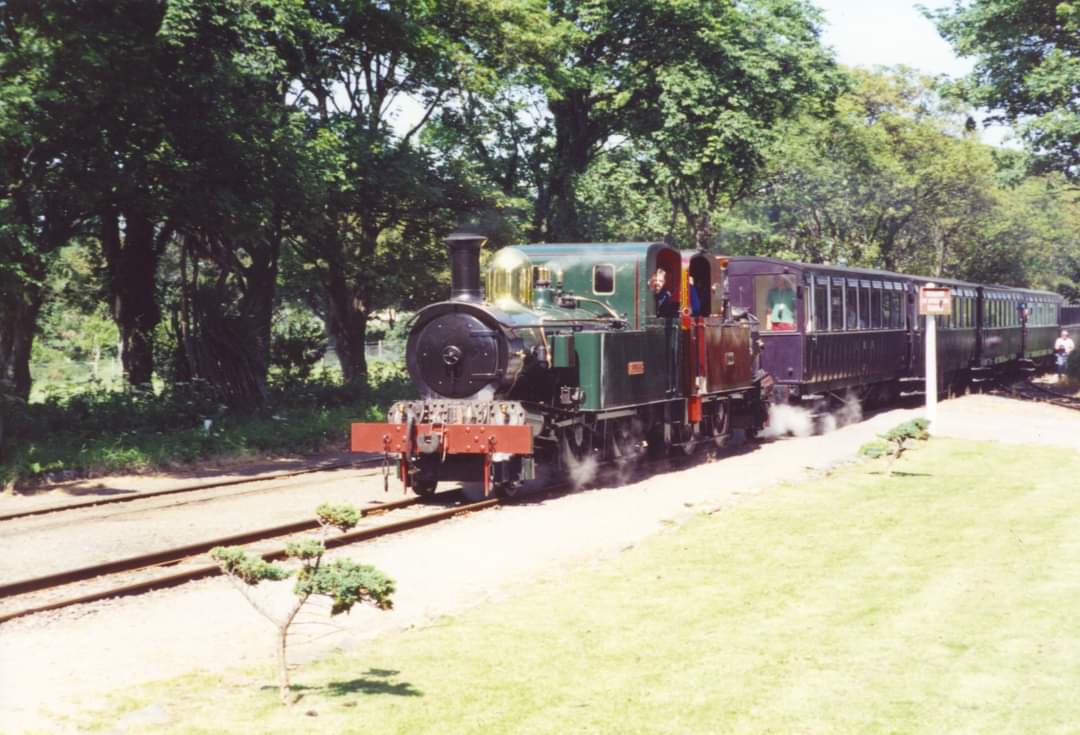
[724,256,1064,408]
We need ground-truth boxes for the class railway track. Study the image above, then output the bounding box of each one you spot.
[0,457,385,523]
[1000,377,1080,411]
[0,446,720,626]
[6,380,1068,627]
[0,490,496,625]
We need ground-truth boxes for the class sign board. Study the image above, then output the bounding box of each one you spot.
[919,286,952,316]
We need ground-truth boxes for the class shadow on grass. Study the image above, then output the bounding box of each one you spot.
[290,669,423,699]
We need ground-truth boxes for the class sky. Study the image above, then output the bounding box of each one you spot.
[813,0,1014,146]
[815,0,973,78]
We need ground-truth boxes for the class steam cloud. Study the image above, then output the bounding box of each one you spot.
[562,444,598,490]
[762,391,863,439]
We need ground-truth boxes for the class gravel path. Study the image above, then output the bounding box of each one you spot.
[1,395,1076,733]
[0,466,404,582]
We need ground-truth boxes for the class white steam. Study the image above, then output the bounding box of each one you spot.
[562,445,598,490]
[835,392,863,427]
[761,392,863,439]
[761,404,815,438]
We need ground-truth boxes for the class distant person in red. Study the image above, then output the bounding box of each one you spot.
[1055,329,1075,382]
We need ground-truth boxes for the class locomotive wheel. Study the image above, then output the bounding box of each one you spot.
[412,477,438,497]
[559,425,589,463]
[710,407,731,449]
[495,481,520,499]
[645,425,670,458]
[409,464,439,497]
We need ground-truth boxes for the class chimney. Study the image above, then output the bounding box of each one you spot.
[445,228,487,303]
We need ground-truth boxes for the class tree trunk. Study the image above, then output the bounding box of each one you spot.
[244,232,280,384]
[177,232,280,411]
[324,265,368,384]
[0,260,46,401]
[102,207,161,388]
[543,94,600,241]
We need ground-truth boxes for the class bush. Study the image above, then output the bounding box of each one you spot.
[858,440,891,459]
[212,504,395,705]
[270,321,327,382]
[1,365,416,487]
[879,418,931,459]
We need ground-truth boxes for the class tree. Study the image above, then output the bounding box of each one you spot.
[0,2,94,398]
[648,0,842,249]
[719,68,1014,280]
[286,0,516,383]
[929,0,1080,179]
[443,0,840,243]
[212,503,395,705]
[155,0,318,407]
[4,0,315,395]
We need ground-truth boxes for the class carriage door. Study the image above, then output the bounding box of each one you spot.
[1019,296,1030,358]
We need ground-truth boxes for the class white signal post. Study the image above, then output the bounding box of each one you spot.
[919,284,952,433]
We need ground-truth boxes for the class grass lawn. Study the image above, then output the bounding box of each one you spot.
[77,439,1080,734]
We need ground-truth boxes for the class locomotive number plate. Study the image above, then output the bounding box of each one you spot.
[627,361,645,375]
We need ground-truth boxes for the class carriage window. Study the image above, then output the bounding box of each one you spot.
[593,264,615,295]
[846,282,859,329]
[882,288,892,329]
[755,274,798,332]
[871,287,882,328]
[832,279,844,330]
[814,281,829,331]
[859,284,870,329]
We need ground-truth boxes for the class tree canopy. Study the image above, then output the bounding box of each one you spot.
[2,0,1078,406]
[929,0,1080,179]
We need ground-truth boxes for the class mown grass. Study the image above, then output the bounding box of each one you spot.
[1,364,413,488]
[71,438,1080,734]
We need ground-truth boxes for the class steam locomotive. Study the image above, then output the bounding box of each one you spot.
[350,230,771,497]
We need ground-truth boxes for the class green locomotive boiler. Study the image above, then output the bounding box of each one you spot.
[350,229,770,496]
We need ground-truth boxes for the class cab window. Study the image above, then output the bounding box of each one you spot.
[593,264,615,295]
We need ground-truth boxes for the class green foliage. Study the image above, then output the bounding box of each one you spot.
[0,366,413,487]
[270,318,327,383]
[284,539,325,561]
[210,547,292,586]
[294,558,396,616]
[645,0,843,248]
[212,504,396,703]
[879,418,931,458]
[930,0,1080,180]
[315,503,360,532]
[858,440,891,459]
